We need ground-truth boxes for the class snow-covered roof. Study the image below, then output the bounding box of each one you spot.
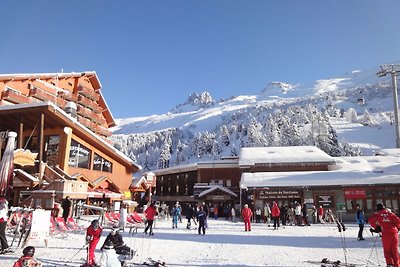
[153,163,198,175]
[198,185,237,197]
[241,155,400,188]
[239,146,335,166]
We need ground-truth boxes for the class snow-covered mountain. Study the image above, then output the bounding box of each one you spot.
[110,67,396,171]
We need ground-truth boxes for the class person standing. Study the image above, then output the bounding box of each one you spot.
[355,205,365,241]
[264,203,271,226]
[0,197,11,254]
[271,201,281,230]
[302,203,310,226]
[171,203,181,228]
[186,203,195,229]
[255,207,262,223]
[61,196,72,222]
[144,203,157,235]
[86,219,103,267]
[196,206,207,235]
[369,203,400,267]
[318,206,325,223]
[241,204,253,231]
[230,206,236,222]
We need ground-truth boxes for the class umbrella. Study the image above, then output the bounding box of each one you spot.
[0,131,17,197]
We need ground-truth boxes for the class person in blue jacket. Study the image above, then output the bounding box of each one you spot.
[355,205,365,240]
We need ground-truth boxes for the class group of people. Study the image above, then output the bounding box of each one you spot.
[170,202,209,235]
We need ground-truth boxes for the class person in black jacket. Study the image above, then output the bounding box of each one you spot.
[186,204,195,229]
[197,206,207,235]
[102,228,135,256]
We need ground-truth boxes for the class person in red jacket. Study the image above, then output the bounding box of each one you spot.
[241,204,253,231]
[13,246,42,267]
[271,201,281,230]
[368,203,400,267]
[144,202,157,235]
[86,219,103,267]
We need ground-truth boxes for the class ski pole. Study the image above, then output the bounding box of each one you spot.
[66,243,86,263]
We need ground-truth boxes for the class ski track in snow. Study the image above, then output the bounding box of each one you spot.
[1,219,385,267]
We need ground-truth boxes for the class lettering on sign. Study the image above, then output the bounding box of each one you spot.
[14,149,38,167]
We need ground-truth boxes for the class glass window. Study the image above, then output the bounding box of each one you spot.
[226,180,232,187]
[367,199,373,210]
[93,153,112,173]
[346,199,352,210]
[68,140,91,169]
[44,135,60,167]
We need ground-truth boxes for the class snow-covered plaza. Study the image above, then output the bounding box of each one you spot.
[1,217,385,267]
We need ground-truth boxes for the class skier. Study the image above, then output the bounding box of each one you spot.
[369,203,400,267]
[12,246,42,267]
[144,202,157,235]
[102,228,135,256]
[171,203,181,228]
[271,201,280,230]
[0,197,11,254]
[264,202,271,226]
[241,204,253,231]
[255,207,262,223]
[186,203,195,229]
[99,239,121,267]
[86,219,103,267]
[355,205,365,241]
[196,205,207,235]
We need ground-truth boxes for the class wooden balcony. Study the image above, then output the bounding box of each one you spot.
[78,117,96,131]
[58,91,78,102]
[29,87,57,102]
[77,105,93,120]
[77,85,100,101]
[1,90,33,104]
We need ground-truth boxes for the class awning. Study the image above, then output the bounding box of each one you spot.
[88,188,124,199]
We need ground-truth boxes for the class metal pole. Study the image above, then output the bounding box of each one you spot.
[391,71,400,148]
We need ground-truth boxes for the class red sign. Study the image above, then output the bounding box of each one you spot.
[344,188,366,199]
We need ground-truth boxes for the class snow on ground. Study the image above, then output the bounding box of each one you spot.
[1,217,385,267]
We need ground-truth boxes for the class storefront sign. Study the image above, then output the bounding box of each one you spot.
[257,190,301,200]
[206,195,231,201]
[14,149,38,167]
[317,195,334,208]
[344,188,366,199]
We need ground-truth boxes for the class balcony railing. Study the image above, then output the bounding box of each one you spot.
[1,90,33,104]
[77,85,100,101]
[58,91,78,102]
[29,87,57,102]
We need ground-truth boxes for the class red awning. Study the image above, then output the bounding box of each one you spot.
[88,188,123,199]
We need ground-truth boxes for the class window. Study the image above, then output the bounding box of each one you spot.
[226,180,232,187]
[68,140,91,169]
[44,135,60,167]
[93,153,112,173]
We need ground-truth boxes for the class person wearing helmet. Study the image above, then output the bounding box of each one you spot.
[13,246,42,267]
[99,239,121,267]
[368,203,400,267]
[86,219,103,267]
[241,204,253,231]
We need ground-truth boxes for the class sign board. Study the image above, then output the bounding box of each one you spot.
[344,188,366,199]
[30,210,51,240]
[257,190,301,200]
[13,149,38,167]
[316,195,334,208]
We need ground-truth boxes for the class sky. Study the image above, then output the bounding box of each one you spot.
[0,1,399,119]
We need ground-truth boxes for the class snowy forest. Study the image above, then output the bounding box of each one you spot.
[110,74,394,172]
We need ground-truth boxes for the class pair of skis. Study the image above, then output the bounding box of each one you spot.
[306,258,361,267]
[123,257,166,266]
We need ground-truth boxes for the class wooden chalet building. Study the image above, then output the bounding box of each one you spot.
[0,72,141,210]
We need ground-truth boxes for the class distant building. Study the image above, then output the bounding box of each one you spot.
[152,146,400,220]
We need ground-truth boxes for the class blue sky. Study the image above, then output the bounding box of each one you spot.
[0,1,399,118]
